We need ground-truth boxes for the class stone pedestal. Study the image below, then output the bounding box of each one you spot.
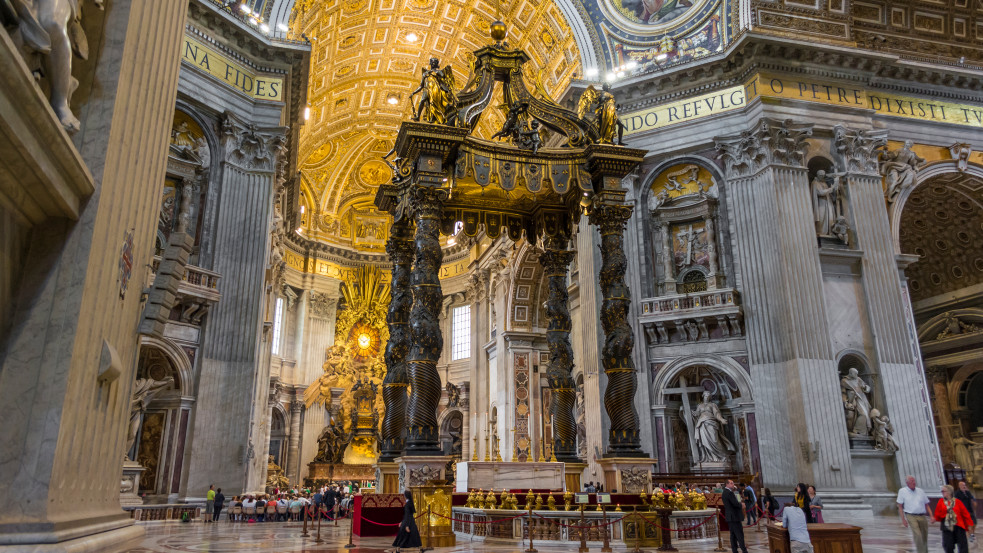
[120,460,146,507]
[375,461,400,494]
[598,458,656,494]
[454,461,565,492]
[397,455,452,490]
[564,462,588,492]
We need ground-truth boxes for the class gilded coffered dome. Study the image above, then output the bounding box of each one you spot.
[285,0,583,252]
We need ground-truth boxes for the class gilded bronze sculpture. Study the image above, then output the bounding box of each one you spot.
[578,83,626,145]
[410,57,458,126]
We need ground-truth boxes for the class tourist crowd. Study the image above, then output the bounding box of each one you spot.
[201,483,358,523]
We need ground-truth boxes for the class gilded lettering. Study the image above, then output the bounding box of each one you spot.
[269,82,280,98]
[837,88,848,103]
[668,106,679,122]
[770,78,784,94]
[644,112,658,126]
[198,53,209,70]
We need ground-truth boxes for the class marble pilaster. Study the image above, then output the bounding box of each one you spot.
[715,118,852,489]
[0,1,190,549]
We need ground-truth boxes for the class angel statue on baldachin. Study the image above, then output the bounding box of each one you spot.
[410,57,457,125]
[578,83,626,145]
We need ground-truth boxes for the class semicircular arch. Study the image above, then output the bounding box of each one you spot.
[891,160,983,254]
[138,335,195,397]
[651,354,753,407]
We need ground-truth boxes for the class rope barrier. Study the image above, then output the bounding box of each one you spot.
[433,511,528,525]
[359,515,404,527]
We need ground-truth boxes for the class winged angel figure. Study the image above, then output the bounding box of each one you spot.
[578,83,626,145]
[410,57,458,125]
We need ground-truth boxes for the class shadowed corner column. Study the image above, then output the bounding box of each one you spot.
[405,185,447,454]
[377,220,414,492]
[588,201,645,458]
[540,235,580,465]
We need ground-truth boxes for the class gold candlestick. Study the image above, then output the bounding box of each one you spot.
[484,431,491,462]
[472,434,479,461]
[493,426,503,462]
[510,427,517,462]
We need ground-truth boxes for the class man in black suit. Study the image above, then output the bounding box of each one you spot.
[722,480,749,553]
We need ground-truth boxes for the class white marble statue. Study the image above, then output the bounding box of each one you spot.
[841,368,873,436]
[125,376,173,460]
[881,140,926,203]
[870,409,899,453]
[686,391,736,464]
[811,170,845,239]
[10,0,103,133]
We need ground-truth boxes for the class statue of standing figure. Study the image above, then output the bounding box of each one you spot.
[9,0,104,133]
[125,376,174,460]
[409,57,458,125]
[685,391,736,464]
[881,140,926,203]
[811,170,847,241]
[841,368,873,437]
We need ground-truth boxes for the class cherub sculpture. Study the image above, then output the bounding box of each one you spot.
[410,57,458,125]
[516,120,543,154]
[578,83,626,145]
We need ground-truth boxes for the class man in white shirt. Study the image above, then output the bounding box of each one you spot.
[897,475,932,553]
[782,502,813,553]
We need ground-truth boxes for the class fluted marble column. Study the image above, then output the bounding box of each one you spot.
[380,221,414,461]
[589,202,644,456]
[541,237,579,461]
[286,401,303,484]
[406,187,447,453]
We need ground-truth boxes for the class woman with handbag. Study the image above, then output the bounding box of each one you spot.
[934,484,974,553]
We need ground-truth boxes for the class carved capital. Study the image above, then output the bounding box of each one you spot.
[715,118,812,177]
[588,202,633,233]
[308,291,336,319]
[834,125,887,174]
[926,366,949,385]
[220,113,287,172]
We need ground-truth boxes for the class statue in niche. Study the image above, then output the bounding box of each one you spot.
[446,382,461,408]
[840,368,873,437]
[125,377,174,461]
[8,0,103,133]
[881,140,926,203]
[831,216,850,244]
[410,57,457,125]
[870,409,899,453]
[176,180,194,234]
[811,170,847,241]
[684,391,736,464]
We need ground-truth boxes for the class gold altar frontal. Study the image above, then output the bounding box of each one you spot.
[307,462,375,483]
[412,483,456,548]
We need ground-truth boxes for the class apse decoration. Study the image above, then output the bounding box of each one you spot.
[597,0,730,72]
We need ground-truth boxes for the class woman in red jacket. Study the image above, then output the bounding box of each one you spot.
[935,484,975,553]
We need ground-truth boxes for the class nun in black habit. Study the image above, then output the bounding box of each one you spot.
[393,489,422,552]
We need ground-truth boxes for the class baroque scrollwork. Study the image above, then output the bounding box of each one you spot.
[620,467,650,494]
[408,464,442,487]
[715,118,812,177]
[308,291,335,319]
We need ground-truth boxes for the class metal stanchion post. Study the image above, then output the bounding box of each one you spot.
[714,512,726,552]
[656,508,677,552]
[525,504,537,553]
[301,505,309,537]
[601,504,612,553]
[315,506,324,544]
[344,507,356,549]
[335,504,339,527]
[579,504,589,553]
[631,508,645,553]
[420,504,433,553]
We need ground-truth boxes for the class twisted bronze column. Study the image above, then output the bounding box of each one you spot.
[541,239,580,462]
[405,187,446,453]
[379,222,414,462]
[589,203,644,456]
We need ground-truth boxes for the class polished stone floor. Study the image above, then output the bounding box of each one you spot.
[116,516,948,553]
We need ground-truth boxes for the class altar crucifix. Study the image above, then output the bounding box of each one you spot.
[675,224,705,267]
[663,375,706,468]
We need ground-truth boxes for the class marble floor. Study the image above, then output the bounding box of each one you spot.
[115,516,950,553]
